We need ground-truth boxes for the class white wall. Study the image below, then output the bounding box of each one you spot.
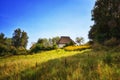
[58,44,65,48]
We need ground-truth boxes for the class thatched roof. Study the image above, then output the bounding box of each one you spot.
[58,36,75,44]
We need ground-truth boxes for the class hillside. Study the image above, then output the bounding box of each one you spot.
[0,49,120,80]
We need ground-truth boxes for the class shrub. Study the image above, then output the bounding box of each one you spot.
[17,47,27,55]
[64,41,75,47]
[9,46,18,55]
[53,44,58,49]
[91,42,110,51]
[104,37,120,47]
[0,43,9,56]
[108,45,120,52]
[92,43,103,51]
[9,46,27,55]
[29,44,44,53]
[30,43,58,53]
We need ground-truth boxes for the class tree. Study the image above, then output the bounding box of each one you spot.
[89,0,120,45]
[5,38,12,47]
[37,37,60,48]
[30,36,60,53]
[0,33,6,44]
[52,36,60,49]
[76,37,84,45]
[37,38,49,48]
[21,31,28,48]
[0,33,8,56]
[12,28,21,48]
[12,28,28,48]
[52,36,60,45]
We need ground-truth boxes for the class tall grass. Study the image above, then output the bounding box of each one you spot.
[0,49,120,80]
[0,49,90,80]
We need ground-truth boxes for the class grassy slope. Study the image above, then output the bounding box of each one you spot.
[0,49,90,80]
[0,49,120,80]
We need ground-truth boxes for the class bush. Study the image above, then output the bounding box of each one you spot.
[9,46,18,55]
[30,43,58,54]
[108,45,120,52]
[0,43,9,56]
[53,44,58,49]
[91,42,110,51]
[92,43,103,51]
[17,47,27,55]
[29,44,42,53]
[104,37,120,47]
[64,41,75,47]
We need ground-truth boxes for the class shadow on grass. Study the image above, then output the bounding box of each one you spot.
[11,51,99,80]
[1,50,120,80]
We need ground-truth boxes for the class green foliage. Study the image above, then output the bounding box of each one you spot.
[30,43,57,53]
[92,43,105,51]
[52,36,60,45]
[110,45,120,52]
[12,28,28,48]
[53,44,58,49]
[104,37,120,47]
[0,43,9,56]
[64,41,75,47]
[17,47,27,55]
[92,42,120,52]
[0,33,10,56]
[30,37,60,53]
[75,37,84,45]
[9,46,18,55]
[30,44,44,53]
[0,29,28,56]
[89,0,120,46]
[12,28,22,48]
[0,33,6,44]
[21,31,28,48]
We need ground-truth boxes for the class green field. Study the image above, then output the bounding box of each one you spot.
[0,49,120,80]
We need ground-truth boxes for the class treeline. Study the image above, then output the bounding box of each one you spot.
[0,27,86,56]
[30,37,60,53]
[0,28,28,56]
[0,28,61,56]
[29,36,85,53]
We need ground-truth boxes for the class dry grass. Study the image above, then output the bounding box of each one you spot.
[0,49,90,80]
[0,49,120,80]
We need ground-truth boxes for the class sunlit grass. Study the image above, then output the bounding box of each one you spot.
[64,45,91,51]
[0,49,90,79]
[0,49,120,80]
[21,50,120,80]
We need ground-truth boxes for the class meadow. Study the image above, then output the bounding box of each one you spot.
[0,49,120,80]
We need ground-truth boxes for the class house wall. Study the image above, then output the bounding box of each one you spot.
[58,44,66,48]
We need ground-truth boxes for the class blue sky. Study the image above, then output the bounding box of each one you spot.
[0,0,95,48]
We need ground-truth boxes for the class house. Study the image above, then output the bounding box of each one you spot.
[57,36,75,48]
